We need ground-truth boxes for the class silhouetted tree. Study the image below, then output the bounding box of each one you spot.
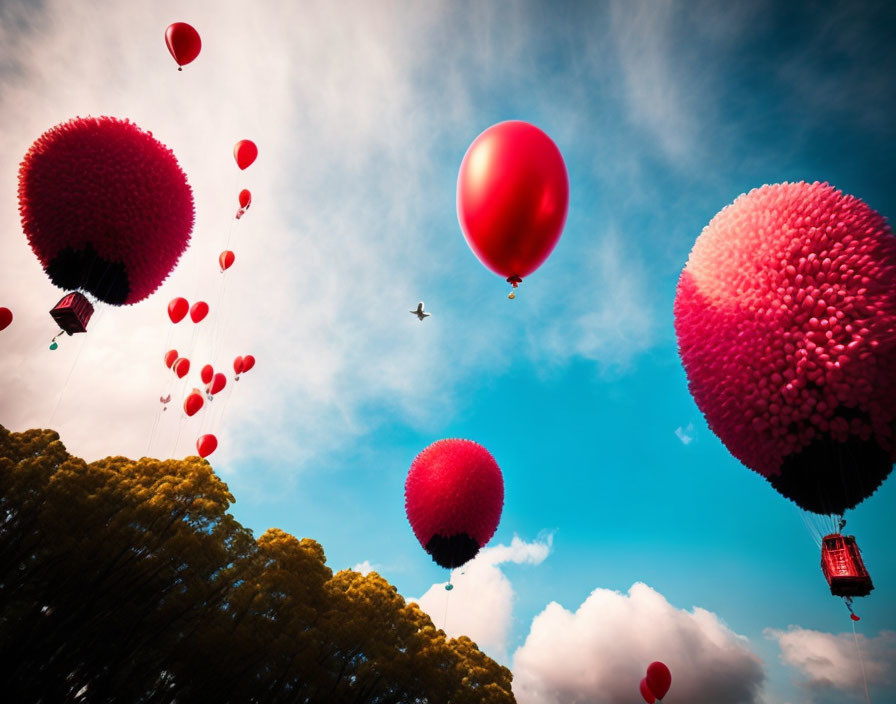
[0,426,514,703]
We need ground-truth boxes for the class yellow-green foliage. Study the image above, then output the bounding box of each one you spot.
[0,426,514,703]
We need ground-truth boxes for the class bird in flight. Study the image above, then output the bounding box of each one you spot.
[410,302,430,321]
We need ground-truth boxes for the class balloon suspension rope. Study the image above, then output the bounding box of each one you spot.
[442,572,452,635]
[507,276,521,300]
[851,612,871,704]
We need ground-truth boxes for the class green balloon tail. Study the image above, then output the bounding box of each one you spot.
[49,342,58,350]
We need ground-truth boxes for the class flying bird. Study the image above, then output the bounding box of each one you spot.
[410,302,430,321]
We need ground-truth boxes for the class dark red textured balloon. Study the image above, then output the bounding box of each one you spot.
[168,296,189,323]
[675,182,896,515]
[457,120,568,288]
[238,189,251,209]
[0,307,12,331]
[165,22,201,68]
[190,301,208,323]
[164,349,178,369]
[19,116,194,305]
[405,439,504,569]
[233,140,257,170]
[197,433,217,458]
[646,662,671,700]
[639,677,656,704]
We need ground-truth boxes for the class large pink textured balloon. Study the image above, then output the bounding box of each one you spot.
[675,182,896,515]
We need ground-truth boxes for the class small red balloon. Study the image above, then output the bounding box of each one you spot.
[168,297,189,323]
[196,433,217,458]
[219,250,235,271]
[0,307,12,331]
[173,357,190,379]
[457,120,569,287]
[184,391,204,417]
[165,22,201,69]
[238,189,251,209]
[241,354,255,373]
[208,372,226,395]
[851,613,861,621]
[200,364,214,385]
[233,355,244,375]
[646,662,672,700]
[639,678,656,704]
[233,140,258,170]
[164,349,179,368]
[190,301,209,323]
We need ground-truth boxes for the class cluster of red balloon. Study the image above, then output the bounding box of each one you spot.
[639,661,671,703]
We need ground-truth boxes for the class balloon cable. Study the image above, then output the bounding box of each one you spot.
[852,617,871,704]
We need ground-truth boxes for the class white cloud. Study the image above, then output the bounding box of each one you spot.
[352,560,377,576]
[512,582,765,704]
[412,534,552,662]
[766,626,896,703]
[675,422,695,445]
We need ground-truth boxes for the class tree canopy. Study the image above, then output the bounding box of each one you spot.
[0,426,514,703]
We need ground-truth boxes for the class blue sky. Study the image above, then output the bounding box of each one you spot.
[2,1,895,702]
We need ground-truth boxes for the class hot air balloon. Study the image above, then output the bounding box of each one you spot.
[190,301,209,323]
[164,349,179,369]
[0,307,12,332]
[184,391,204,417]
[675,181,896,605]
[236,189,251,219]
[639,678,656,704]
[405,439,504,570]
[197,434,217,458]
[168,297,189,323]
[219,250,235,271]
[645,662,671,701]
[165,22,201,70]
[172,357,190,379]
[200,364,214,385]
[233,140,257,170]
[18,116,194,336]
[457,120,568,298]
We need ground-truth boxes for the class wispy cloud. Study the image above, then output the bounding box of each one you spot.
[766,626,896,703]
[676,422,695,445]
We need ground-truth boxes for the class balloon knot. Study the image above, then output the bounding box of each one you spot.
[177,66,183,71]
[506,275,522,287]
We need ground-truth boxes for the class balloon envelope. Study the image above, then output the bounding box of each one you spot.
[19,117,194,306]
[639,678,656,704]
[238,189,251,209]
[165,22,201,67]
[233,140,258,170]
[208,372,226,395]
[405,439,504,569]
[190,301,209,323]
[219,250,235,271]
[200,364,214,385]
[196,434,217,458]
[0,307,12,331]
[233,355,244,374]
[164,349,179,369]
[184,392,203,416]
[646,662,671,700]
[457,120,568,284]
[168,297,189,323]
[173,357,190,378]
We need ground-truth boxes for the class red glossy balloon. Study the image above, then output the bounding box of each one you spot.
[457,120,568,286]
[190,300,209,323]
[165,23,201,69]
[646,662,671,700]
[0,307,13,331]
[200,364,214,385]
[164,349,179,369]
[639,678,656,704]
[238,189,251,209]
[173,357,190,379]
[219,250,235,271]
[196,433,217,458]
[233,140,258,170]
[184,391,204,416]
[168,297,189,323]
[208,372,226,395]
[241,354,255,373]
[233,355,244,375]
